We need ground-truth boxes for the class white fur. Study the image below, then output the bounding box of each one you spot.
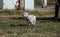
[27,15,36,25]
[23,12,36,25]
[23,12,28,17]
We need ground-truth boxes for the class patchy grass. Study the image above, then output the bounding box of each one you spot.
[0,10,55,17]
[0,11,60,37]
[0,17,60,37]
[0,10,23,16]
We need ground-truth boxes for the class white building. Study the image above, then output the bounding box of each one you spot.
[3,0,17,9]
[0,0,17,9]
[0,0,34,10]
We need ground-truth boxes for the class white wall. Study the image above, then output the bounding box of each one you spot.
[3,0,17,9]
[25,0,34,10]
[3,0,34,10]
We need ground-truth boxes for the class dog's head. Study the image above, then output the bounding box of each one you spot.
[23,12,28,17]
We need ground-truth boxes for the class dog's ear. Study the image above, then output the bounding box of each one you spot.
[23,12,28,17]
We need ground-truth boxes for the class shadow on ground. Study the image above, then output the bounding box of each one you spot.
[10,17,60,22]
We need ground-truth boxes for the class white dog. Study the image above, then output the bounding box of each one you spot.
[23,12,36,26]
